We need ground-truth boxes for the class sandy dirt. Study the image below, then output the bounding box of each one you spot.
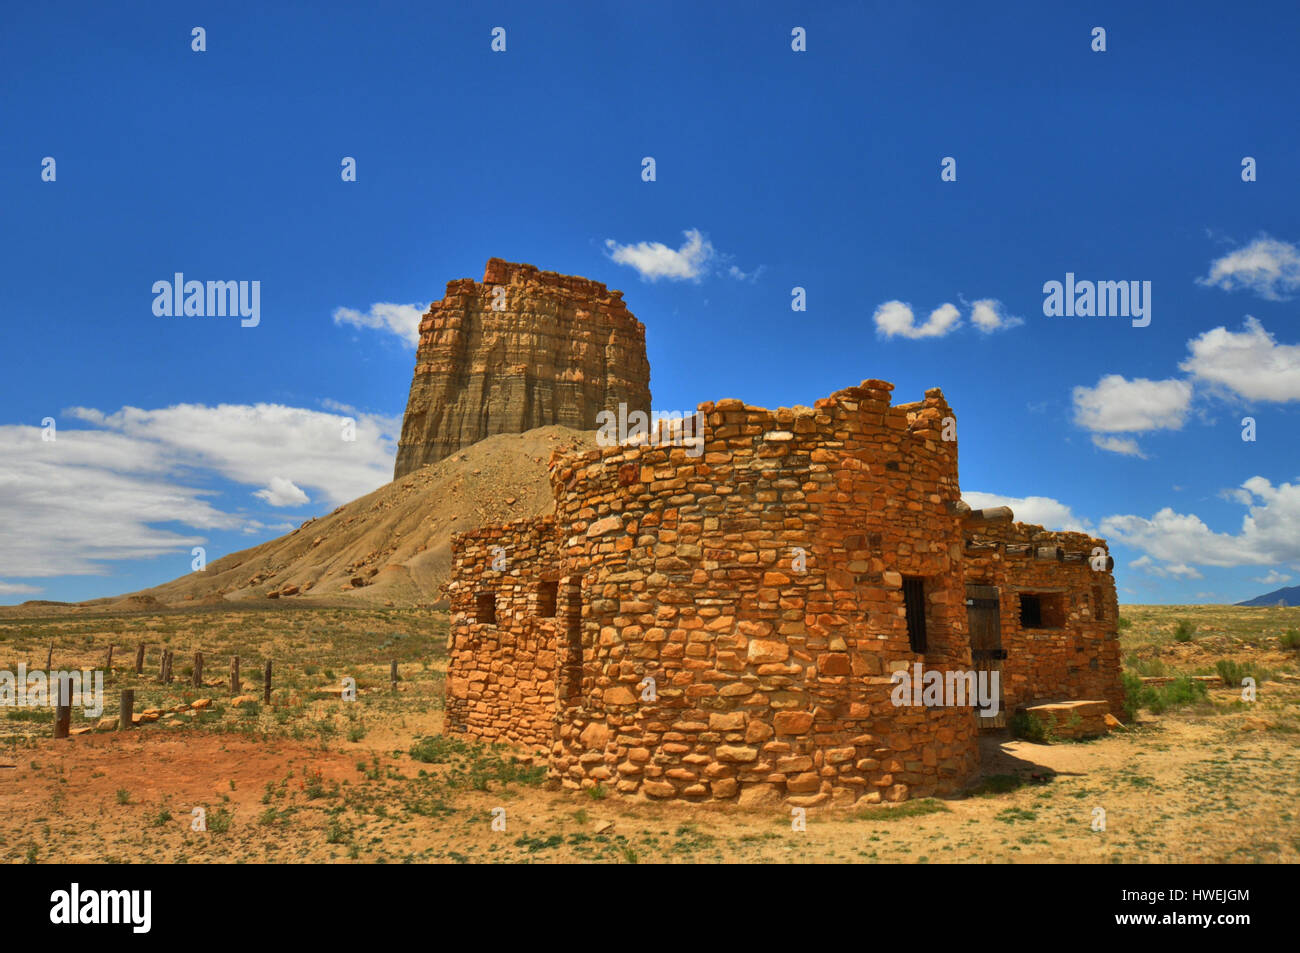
[1,604,1296,864]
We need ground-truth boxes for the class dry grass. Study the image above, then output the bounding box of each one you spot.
[1,603,1296,864]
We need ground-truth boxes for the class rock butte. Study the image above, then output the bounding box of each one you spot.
[394,258,651,479]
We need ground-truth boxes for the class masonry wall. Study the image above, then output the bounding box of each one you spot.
[443,517,562,749]
[961,519,1123,717]
[545,381,982,807]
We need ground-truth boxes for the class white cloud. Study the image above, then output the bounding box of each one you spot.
[1129,555,1203,579]
[0,426,236,577]
[969,299,1023,333]
[1221,486,1254,505]
[604,228,715,282]
[1101,477,1300,568]
[1091,434,1147,458]
[726,264,766,283]
[1253,569,1293,586]
[254,476,310,507]
[1199,236,1300,300]
[1179,317,1300,402]
[874,301,962,339]
[332,303,426,347]
[241,519,298,536]
[0,582,43,595]
[1072,374,1193,433]
[962,491,1094,534]
[66,403,398,507]
[0,403,399,579]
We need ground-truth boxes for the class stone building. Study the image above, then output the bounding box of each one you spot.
[443,379,1122,806]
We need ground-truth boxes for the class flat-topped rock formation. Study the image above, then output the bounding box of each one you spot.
[393,258,652,479]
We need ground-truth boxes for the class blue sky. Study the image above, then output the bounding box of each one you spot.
[2,0,1298,604]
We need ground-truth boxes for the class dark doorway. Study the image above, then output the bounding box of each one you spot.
[966,584,1007,730]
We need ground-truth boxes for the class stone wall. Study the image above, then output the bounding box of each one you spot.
[443,517,561,748]
[442,377,1125,805]
[544,381,981,806]
[394,259,652,478]
[961,518,1123,717]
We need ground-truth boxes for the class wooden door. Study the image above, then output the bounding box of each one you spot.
[965,584,1007,729]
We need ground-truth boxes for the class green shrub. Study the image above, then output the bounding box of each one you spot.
[855,798,951,821]
[409,734,470,764]
[1173,620,1196,642]
[1141,676,1209,714]
[1011,711,1053,743]
[1125,655,1168,677]
[5,709,50,722]
[1216,659,1272,686]
[1121,672,1143,722]
[1280,629,1300,651]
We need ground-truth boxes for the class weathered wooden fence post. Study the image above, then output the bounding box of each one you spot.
[193,651,203,688]
[263,660,272,704]
[231,656,240,694]
[105,644,114,673]
[45,642,53,670]
[120,689,135,730]
[390,659,399,692]
[53,675,71,739]
[135,642,145,674]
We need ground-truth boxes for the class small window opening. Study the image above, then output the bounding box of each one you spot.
[902,576,927,654]
[538,580,558,617]
[1019,592,1064,628]
[475,592,496,625]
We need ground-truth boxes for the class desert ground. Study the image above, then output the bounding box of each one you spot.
[1,603,1296,864]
